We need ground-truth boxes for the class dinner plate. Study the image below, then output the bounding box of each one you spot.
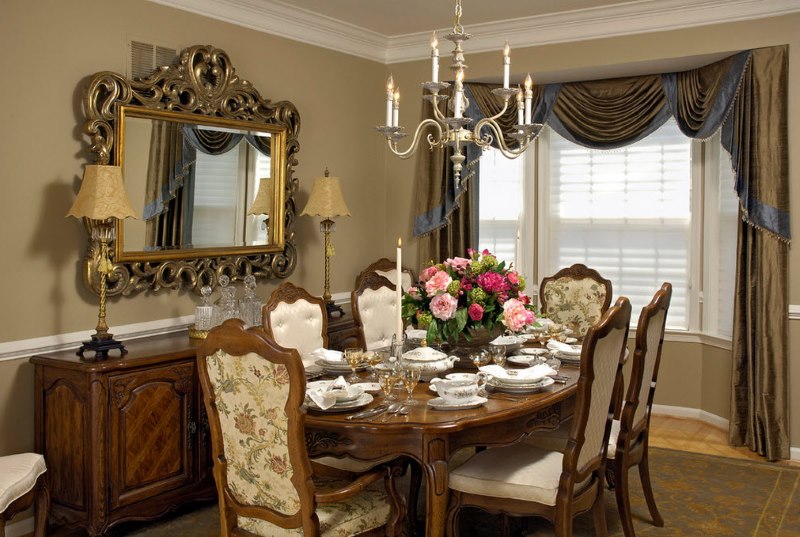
[315,360,368,373]
[488,377,554,393]
[507,355,546,367]
[517,348,549,356]
[427,396,488,410]
[306,382,364,402]
[306,393,373,413]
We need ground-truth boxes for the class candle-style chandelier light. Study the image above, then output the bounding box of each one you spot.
[376,0,539,183]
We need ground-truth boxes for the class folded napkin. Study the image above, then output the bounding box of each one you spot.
[306,389,337,409]
[490,335,522,345]
[309,348,344,362]
[405,328,428,340]
[480,363,557,381]
[547,340,582,356]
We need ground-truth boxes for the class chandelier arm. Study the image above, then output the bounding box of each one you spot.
[473,118,531,159]
[387,119,444,159]
[482,98,512,123]
[431,98,449,123]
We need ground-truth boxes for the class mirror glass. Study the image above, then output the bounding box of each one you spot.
[116,106,285,262]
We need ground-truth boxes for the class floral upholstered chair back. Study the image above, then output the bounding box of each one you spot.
[263,282,328,368]
[197,319,315,535]
[540,263,613,337]
[352,272,397,351]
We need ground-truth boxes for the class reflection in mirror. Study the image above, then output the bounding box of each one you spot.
[121,115,273,253]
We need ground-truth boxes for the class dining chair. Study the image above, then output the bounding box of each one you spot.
[607,282,671,537]
[197,319,405,537]
[262,281,328,369]
[352,272,398,351]
[354,258,415,293]
[445,296,632,537]
[0,453,49,537]
[539,263,613,338]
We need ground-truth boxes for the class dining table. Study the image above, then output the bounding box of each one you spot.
[304,363,579,537]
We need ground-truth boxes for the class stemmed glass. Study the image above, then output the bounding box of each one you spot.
[343,347,363,383]
[364,350,385,382]
[488,345,506,367]
[378,368,400,401]
[470,349,490,369]
[400,365,421,406]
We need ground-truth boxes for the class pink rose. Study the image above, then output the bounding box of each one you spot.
[477,271,510,294]
[517,292,530,305]
[507,271,520,285]
[408,286,421,299]
[430,293,458,321]
[425,269,453,295]
[419,266,439,282]
[501,299,534,332]
[445,256,471,273]
[468,303,484,321]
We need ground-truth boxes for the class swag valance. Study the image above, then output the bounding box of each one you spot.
[414,45,790,243]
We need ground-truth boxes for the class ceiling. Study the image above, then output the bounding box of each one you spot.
[149,0,800,63]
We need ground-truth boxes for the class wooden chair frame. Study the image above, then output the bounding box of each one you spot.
[445,297,632,537]
[539,263,613,317]
[351,272,397,351]
[354,258,415,292]
[0,472,49,537]
[611,283,672,537]
[196,320,405,536]
[262,281,329,347]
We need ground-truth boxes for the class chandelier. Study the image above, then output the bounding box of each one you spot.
[376,0,539,183]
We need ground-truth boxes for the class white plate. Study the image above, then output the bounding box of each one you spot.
[307,383,364,403]
[507,355,546,367]
[353,382,381,393]
[427,396,488,410]
[517,348,549,356]
[564,337,578,344]
[306,393,373,413]
[488,377,554,393]
[315,360,368,373]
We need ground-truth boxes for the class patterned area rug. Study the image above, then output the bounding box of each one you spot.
[109,448,800,536]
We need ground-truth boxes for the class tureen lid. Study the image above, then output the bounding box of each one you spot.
[402,346,448,362]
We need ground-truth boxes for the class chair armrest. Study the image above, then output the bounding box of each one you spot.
[314,467,385,503]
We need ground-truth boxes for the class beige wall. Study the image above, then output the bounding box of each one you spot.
[0,1,796,456]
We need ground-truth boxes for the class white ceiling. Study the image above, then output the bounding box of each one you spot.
[149,0,800,63]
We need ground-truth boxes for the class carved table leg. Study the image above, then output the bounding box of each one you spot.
[422,436,450,537]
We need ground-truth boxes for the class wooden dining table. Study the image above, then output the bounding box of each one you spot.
[304,366,579,537]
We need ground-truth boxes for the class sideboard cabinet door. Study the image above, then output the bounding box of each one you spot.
[108,361,196,509]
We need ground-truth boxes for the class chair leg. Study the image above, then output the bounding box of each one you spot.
[638,448,663,527]
[614,460,636,537]
[592,484,609,537]
[34,476,50,537]
[445,492,461,537]
[407,462,422,535]
[1,519,6,537]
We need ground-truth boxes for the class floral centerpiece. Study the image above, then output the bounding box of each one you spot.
[402,249,537,344]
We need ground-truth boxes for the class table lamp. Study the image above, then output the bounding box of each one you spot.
[248,177,272,234]
[300,168,350,317]
[66,164,138,360]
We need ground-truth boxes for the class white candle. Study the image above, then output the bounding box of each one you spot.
[431,32,439,83]
[392,88,400,128]
[385,75,394,126]
[516,88,524,126]
[454,70,464,119]
[396,237,403,342]
[524,73,533,124]
[503,41,510,89]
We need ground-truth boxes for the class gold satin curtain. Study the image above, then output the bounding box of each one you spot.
[413,46,790,459]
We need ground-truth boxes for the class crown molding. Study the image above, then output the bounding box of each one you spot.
[147,0,800,64]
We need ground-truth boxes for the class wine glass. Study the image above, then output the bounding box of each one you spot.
[470,349,490,369]
[364,350,385,382]
[400,365,421,406]
[378,369,399,401]
[488,345,506,367]
[343,347,363,383]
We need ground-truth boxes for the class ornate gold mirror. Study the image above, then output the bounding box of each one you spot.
[82,45,299,295]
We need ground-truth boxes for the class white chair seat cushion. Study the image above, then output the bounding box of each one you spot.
[0,453,46,512]
[449,443,565,506]
[523,419,572,453]
[239,475,391,536]
[607,419,621,459]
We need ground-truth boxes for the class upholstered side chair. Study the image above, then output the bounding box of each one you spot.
[0,453,49,537]
[608,282,671,537]
[354,258,415,293]
[445,297,632,537]
[196,320,405,537]
[539,263,613,337]
[352,272,398,351]
[262,282,328,370]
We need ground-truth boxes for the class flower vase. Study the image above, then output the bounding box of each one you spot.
[444,326,503,363]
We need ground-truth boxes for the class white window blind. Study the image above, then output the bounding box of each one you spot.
[478,147,524,267]
[545,121,692,329]
[710,146,739,338]
[192,144,245,245]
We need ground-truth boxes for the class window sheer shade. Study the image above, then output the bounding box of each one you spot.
[546,122,692,329]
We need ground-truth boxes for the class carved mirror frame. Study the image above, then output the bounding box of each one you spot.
[82,44,300,296]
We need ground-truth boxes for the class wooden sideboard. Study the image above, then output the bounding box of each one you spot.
[326,313,361,351]
[31,333,216,536]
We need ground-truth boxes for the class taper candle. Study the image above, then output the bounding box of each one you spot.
[396,237,403,342]
[502,41,510,89]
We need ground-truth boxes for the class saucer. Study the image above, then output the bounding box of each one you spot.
[427,396,488,410]
[488,376,554,393]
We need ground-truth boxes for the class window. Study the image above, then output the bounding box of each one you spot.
[477,147,525,267]
[477,121,738,337]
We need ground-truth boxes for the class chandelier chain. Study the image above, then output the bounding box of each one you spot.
[453,0,464,34]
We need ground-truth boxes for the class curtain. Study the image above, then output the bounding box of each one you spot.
[413,45,790,458]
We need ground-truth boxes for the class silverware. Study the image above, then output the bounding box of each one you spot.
[379,403,407,422]
[346,404,388,421]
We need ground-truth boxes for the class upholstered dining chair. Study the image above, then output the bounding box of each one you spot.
[445,297,632,537]
[607,282,671,537]
[262,281,328,370]
[197,319,405,537]
[539,263,613,337]
[354,258,415,293]
[0,453,49,537]
[352,272,398,351]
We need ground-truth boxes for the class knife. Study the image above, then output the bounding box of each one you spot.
[346,404,389,421]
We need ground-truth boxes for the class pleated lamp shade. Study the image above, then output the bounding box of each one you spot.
[65,165,139,220]
[248,177,272,215]
[300,171,351,218]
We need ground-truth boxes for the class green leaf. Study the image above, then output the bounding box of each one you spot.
[455,307,468,332]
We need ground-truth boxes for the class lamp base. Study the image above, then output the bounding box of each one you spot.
[76,333,128,361]
[325,300,345,319]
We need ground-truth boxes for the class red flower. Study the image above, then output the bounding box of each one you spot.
[468,303,484,321]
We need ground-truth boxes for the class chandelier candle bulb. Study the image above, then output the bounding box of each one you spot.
[392,88,400,128]
[503,41,510,89]
[396,238,403,343]
[524,74,533,124]
[431,32,440,83]
[385,75,394,126]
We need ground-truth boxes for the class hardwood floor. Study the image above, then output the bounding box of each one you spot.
[648,414,799,466]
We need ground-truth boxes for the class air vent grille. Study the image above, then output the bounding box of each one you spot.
[128,40,178,79]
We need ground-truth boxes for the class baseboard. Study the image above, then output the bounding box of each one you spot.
[5,516,32,537]
[652,404,799,461]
